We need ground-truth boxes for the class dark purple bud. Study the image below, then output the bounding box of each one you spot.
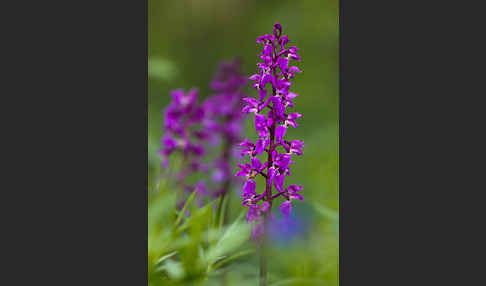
[273,23,282,37]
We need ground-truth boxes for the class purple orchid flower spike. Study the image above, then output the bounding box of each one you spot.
[159,59,248,210]
[235,23,305,241]
[159,88,209,208]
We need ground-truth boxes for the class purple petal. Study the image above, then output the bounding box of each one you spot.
[287,113,302,120]
[289,193,304,201]
[255,138,265,155]
[288,46,299,53]
[278,57,289,72]
[235,163,250,177]
[261,73,273,87]
[275,125,287,144]
[249,74,260,81]
[170,89,185,104]
[261,201,270,212]
[243,179,256,198]
[267,167,276,186]
[251,157,262,170]
[280,35,289,48]
[290,53,301,61]
[256,35,267,44]
[254,113,268,136]
[247,203,261,222]
[289,66,302,73]
[238,138,255,148]
[266,113,274,127]
[271,149,278,162]
[290,140,304,155]
[274,173,285,192]
[288,184,304,193]
[280,200,292,218]
[271,96,285,119]
[263,44,273,56]
[287,92,299,99]
[251,222,264,240]
[243,97,258,105]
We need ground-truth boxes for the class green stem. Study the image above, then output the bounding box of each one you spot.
[259,213,269,286]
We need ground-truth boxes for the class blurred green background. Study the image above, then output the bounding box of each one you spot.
[148,0,338,285]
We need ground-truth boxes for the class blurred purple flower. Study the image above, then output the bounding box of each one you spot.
[202,59,248,198]
[159,88,209,208]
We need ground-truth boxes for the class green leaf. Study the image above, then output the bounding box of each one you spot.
[176,200,216,235]
[218,194,229,229]
[210,249,255,271]
[156,251,178,265]
[174,190,197,227]
[206,210,250,266]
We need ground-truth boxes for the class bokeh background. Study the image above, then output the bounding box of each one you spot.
[149,0,338,285]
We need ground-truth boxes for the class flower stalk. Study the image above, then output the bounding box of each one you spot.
[236,22,305,285]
